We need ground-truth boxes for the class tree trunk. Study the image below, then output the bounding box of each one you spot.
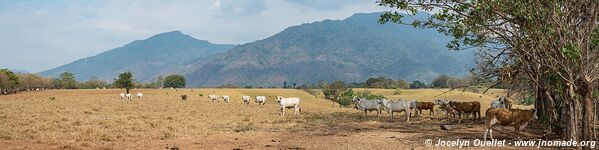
[579,79,593,142]
[126,88,130,94]
[562,83,580,142]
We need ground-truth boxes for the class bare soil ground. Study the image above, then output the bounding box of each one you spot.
[0,89,552,149]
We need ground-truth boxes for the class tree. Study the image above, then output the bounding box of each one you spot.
[114,72,134,93]
[81,76,108,89]
[163,74,185,88]
[395,80,409,89]
[432,75,451,88]
[409,80,426,89]
[283,81,287,88]
[56,72,78,89]
[378,0,599,142]
[18,73,53,89]
[0,69,19,92]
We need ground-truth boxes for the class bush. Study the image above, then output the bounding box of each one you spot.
[517,92,535,105]
[335,89,385,107]
[393,88,402,95]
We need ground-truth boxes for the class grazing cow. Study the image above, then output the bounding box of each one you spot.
[448,101,481,123]
[276,96,301,116]
[352,96,382,117]
[242,96,250,105]
[136,93,143,99]
[180,95,188,101]
[125,93,133,100]
[484,108,537,140]
[433,99,457,118]
[256,96,266,105]
[120,93,126,99]
[414,102,435,116]
[378,99,412,122]
[208,95,219,102]
[222,95,230,103]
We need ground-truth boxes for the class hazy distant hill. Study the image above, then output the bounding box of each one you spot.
[40,31,235,82]
[185,12,474,87]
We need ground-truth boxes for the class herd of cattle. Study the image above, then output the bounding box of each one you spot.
[118,92,302,116]
[352,96,537,140]
[117,92,537,140]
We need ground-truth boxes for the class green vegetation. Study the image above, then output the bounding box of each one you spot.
[113,72,134,94]
[163,74,186,88]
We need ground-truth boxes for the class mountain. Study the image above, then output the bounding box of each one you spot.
[40,31,235,82]
[185,12,474,87]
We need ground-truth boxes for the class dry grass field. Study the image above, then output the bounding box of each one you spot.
[0,88,542,149]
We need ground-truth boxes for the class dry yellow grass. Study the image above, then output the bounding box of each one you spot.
[0,88,540,149]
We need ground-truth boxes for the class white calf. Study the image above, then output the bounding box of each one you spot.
[222,95,230,103]
[136,93,143,99]
[120,93,126,99]
[125,93,133,100]
[256,96,266,105]
[242,96,250,105]
[208,95,219,102]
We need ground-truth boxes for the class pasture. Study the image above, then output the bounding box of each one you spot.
[0,88,541,149]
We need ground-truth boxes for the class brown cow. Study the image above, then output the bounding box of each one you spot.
[448,101,481,123]
[484,108,537,140]
[414,102,435,116]
[180,94,188,101]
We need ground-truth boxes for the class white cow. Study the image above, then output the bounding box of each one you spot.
[125,93,133,100]
[379,98,412,122]
[242,96,250,105]
[120,93,126,99]
[256,96,266,105]
[208,95,219,102]
[136,93,143,99]
[222,95,230,103]
[276,96,301,116]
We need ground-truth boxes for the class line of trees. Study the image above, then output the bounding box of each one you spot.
[0,69,186,95]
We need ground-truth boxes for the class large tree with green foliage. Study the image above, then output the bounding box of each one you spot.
[378,0,599,142]
[0,69,19,91]
[56,72,78,89]
[163,74,186,88]
[114,72,134,93]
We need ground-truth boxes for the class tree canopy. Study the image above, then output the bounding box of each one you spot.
[113,72,134,93]
[163,74,186,88]
[378,0,599,142]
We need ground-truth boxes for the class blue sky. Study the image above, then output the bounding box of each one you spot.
[0,0,387,72]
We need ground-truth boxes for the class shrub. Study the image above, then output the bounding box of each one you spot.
[335,89,385,107]
[517,92,535,105]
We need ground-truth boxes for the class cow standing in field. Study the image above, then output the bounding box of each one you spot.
[125,93,133,100]
[352,96,382,117]
[136,93,143,99]
[379,99,412,122]
[242,96,250,105]
[449,101,481,123]
[414,101,435,117]
[256,96,266,105]
[180,94,188,101]
[484,108,537,140]
[276,96,301,116]
[222,95,230,103]
[434,99,458,119]
[208,95,219,102]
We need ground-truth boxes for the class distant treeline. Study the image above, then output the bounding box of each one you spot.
[0,69,186,95]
